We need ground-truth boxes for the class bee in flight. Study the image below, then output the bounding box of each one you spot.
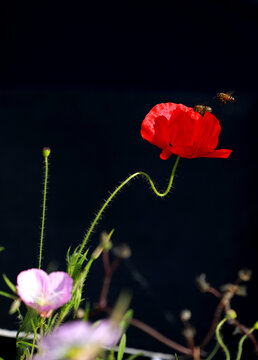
[194,105,213,116]
[216,91,235,104]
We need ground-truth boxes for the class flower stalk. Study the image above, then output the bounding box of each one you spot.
[74,156,180,265]
[38,147,51,269]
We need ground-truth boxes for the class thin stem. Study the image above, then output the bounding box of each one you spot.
[75,156,180,264]
[102,251,111,274]
[38,148,50,269]
[18,340,38,349]
[207,287,222,299]
[99,257,121,308]
[216,317,230,360]
[101,305,192,356]
[231,319,258,354]
[129,317,192,356]
[200,298,225,348]
[236,326,255,360]
[193,347,200,360]
[205,342,220,360]
[200,293,258,353]
[40,317,44,338]
[30,329,37,358]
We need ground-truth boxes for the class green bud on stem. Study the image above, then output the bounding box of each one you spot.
[42,147,51,158]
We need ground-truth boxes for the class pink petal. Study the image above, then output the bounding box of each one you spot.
[17,269,73,315]
[47,272,73,308]
[17,269,50,307]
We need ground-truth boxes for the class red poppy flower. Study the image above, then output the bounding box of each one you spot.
[141,103,232,160]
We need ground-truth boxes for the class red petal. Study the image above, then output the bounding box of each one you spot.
[141,103,189,149]
[160,147,173,160]
[167,108,197,147]
[202,149,232,158]
[193,112,221,149]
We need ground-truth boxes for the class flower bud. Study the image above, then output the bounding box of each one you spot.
[91,246,103,260]
[100,231,113,251]
[180,309,192,322]
[238,269,252,282]
[226,309,237,320]
[42,147,51,158]
[253,321,258,330]
[9,299,21,315]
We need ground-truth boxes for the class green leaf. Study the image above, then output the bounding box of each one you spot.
[107,348,115,360]
[20,347,31,360]
[117,334,126,360]
[67,246,89,279]
[0,290,17,300]
[126,353,143,360]
[0,246,5,252]
[120,309,133,331]
[45,312,59,334]
[16,308,40,339]
[2,274,17,294]
[78,249,89,267]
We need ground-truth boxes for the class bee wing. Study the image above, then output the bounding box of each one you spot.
[226,90,235,96]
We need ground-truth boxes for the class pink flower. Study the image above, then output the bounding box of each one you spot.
[17,269,73,318]
[33,320,121,360]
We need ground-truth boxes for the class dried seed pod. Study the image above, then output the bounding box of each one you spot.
[76,308,85,319]
[196,273,210,292]
[113,244,132,259]
[238,269,252,282]
[180,309,192,322]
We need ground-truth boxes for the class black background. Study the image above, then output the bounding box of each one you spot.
[1,1,258,359]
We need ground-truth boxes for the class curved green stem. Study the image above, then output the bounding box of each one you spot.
[236,326,256,360]
[216,318,230,360]
[205,341,220,360]
[38,150,50,269]
[75,156,180,264]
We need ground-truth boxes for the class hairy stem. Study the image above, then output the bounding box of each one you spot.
[75,156,180,264]
[38,149,50,269]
